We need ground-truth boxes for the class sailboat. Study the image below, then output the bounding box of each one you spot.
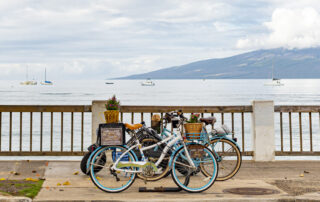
[40,68,53,85]
[264,61,284,86]
[141,78,155,86]
[20,66,37,85]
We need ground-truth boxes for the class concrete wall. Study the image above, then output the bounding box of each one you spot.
[251,100,275,161]
[91,100,108,143]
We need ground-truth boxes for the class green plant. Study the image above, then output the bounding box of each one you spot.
[188,113,200,123]
[105,95,120,110]
[0,180,44,199]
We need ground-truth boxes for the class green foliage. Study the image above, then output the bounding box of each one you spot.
[105,95,120,110]
[18,180,44,198]
[0,180,44,199]
[188,113,200,123]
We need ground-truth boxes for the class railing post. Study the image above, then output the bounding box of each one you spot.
[251,100,275,161]
[92,101,107,144]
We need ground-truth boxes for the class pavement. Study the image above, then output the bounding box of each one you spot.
[0,160,320,201]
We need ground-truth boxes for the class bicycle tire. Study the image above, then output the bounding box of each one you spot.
[202,138,242,181]
[80,152,106,175]
[171,144,218,193]
[90,145,137,193]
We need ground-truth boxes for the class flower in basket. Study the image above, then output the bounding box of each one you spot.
[188,113,200,123]
[104,95,120,123]
[105,95,120,110]
[185,113,202,140]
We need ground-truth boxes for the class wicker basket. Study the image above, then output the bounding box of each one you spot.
[104,110,119,123]
[184,123,203,139]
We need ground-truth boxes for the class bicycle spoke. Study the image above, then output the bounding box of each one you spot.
[202,139,241,181]
[171,145,218,193]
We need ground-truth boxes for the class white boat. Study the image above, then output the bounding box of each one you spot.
[20,66,37,85]
[20,80,37,85]
[141,78,155,86]
[40,68,53,85]
[264,61,284,86]
[265,78,284,86]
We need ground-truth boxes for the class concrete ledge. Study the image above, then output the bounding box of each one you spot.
[32,199,320,202]
[0,196,32,202]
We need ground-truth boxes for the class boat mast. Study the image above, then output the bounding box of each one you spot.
[44,68,46,81]
[272,60,274,80]
[26,66,28,81]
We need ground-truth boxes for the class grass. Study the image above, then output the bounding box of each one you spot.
[0,180,44,199]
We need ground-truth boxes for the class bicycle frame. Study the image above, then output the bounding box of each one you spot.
[109,129,196,173]
[160,122,240,163]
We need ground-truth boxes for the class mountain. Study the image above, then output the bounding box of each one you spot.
[117,47,320,79]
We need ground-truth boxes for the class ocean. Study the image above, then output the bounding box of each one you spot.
[0,79,319,160]
[1,79,320,106]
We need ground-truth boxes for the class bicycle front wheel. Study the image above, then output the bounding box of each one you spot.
[202,138,242,181]
[171,144,218,193]
[89,145,137,193]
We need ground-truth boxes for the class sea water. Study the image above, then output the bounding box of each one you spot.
[0,79,319,160]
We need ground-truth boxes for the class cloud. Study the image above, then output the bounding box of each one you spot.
[156,0,231,23]
[1,0,252,80]
[236,7,320,49]
[3,0,319,80]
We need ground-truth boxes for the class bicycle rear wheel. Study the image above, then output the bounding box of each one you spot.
[89,145,137,193]
[81,151,106,175]
[202,138,242,181]
[171,144,218,193]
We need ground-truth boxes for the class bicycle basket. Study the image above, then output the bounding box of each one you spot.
[184,123,202,140]
[98,123,126,146]
[185,133,208,141]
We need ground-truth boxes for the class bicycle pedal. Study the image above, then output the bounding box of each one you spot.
[203,177,211,182]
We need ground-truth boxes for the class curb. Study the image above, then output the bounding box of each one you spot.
[32,198,320,202]
[0,196,31,202]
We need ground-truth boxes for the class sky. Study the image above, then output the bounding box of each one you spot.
[1,0,320,80]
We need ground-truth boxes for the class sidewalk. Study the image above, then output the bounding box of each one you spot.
[0,160,319,201]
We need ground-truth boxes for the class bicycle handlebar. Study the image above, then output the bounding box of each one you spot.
[163,110,187,124]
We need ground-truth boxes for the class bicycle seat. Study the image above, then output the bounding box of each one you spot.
[124,123,143,130]
[200,117,216,125]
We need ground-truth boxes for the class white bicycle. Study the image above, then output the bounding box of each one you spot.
[87,122,219,193]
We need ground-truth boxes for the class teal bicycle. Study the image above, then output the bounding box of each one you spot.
[161,112,242,181]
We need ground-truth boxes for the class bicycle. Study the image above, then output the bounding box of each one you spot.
[87,122,219,193]
[80,122,163,175]
[162,112,242,181]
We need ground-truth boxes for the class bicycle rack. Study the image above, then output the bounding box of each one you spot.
[138,175,189,192]
[139,186,182,192]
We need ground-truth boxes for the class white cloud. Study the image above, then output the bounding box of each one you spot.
[213,22,238,32]
[3,0,320,79]
[237,7,320,49]
[156,0,231,23]
[102,17,133,28]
